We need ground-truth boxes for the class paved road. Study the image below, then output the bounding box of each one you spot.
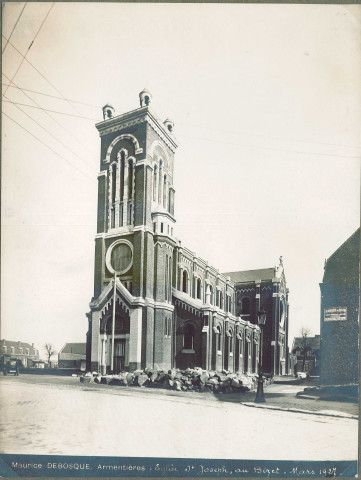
[0,375,358,460]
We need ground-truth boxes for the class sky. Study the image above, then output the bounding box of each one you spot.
[2,3,360,360]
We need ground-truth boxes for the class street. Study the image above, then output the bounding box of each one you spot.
[0,375,358,460]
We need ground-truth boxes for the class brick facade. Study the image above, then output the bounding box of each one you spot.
[86,91,289,375]
[319,229,360,386]
[1,339,39,367]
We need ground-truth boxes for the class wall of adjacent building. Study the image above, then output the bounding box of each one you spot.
[320,229,360,386]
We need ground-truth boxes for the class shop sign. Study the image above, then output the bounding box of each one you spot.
[324,307,347,321]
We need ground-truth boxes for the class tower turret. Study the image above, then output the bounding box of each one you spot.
[102,103,115,120]
[139,88,152,107]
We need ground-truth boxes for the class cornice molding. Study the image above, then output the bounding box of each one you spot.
[96,107,178,153]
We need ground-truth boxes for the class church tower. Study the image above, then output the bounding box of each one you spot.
[86,90,178,373]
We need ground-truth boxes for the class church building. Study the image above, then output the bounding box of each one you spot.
[86,90,289,375]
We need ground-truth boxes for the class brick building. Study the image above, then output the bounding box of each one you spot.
[86,90,289,375]
[1,339,39,367]
[225,265,290,375]
[58,343,86,369]
[319,228,360,386]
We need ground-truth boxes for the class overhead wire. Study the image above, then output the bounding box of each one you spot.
[177,133,361,160]
[177,122,361,151]
[3,99,98,120]
[2,83,100,108]
[3,112,95,183]
[2,29,83,115]
[3,94,96,174]
[2,72,96,156]
[2,2,27,53]
[2,3,54,97]
[3,75,359,157]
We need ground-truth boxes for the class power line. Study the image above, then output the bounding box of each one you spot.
[2,3,54,97]
[2,28,83,115]
[2,2,27,53]
[4,80,358,153]
[3,112,95,183]
[4,94,96,174]
[178,133,361,160]
[3,99,98,120]
[2,83,100,108]
[2,72,95,156]
[177,121,361,151]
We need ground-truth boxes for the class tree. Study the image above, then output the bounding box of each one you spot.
[44,343,56,368]
[298,328,312,372]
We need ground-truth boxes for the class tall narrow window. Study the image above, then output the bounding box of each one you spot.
[241,297,250,314]
[158,160,163,204]
[165,256,168,301]
[168,259,172,301]
[184,324,194,350]
[168,189,172,214]
[196,278,201,300]
[182,270,188,293]
[163,175,167,208]
[111,164,116,204]
[217,326,222,351]
[153,165,157,202]
[209,285,214,305]
[229,330,233,353]
[128,160,133,197]
[120,151,125,200]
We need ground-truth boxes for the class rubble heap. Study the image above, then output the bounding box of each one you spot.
[80,367,273,393]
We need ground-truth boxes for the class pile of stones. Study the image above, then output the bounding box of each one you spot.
[80,367,273,394]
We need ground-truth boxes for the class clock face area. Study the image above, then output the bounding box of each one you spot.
[106,240,133,275]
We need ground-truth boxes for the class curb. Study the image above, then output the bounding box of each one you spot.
[241,402,358,420]
[296,394,319,400]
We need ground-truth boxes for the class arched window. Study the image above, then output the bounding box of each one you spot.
[209,285,214,305]
[144,95,150,106]
[120,151,125,200]
[153,165,157,202]
[163,175,167,208]
[111,163,117,204]
[184,323,194,350]
[182,270,188,293]
[217,325,222,351]
[241,297,250,314]
[158,160,163,204]
[228,330,233,353]
[196,278,201,300]
[128,160,134,197]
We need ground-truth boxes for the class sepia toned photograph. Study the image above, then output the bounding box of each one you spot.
[1,2,360,478]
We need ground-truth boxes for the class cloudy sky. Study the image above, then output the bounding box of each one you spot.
[2,3,360,359]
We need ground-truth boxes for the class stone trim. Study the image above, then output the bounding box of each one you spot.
[104,134,143,163]
[105,239,134,275]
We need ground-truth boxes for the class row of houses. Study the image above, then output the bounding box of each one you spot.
[0,340,86,370]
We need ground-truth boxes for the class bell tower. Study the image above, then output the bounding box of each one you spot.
[86,90,178,373]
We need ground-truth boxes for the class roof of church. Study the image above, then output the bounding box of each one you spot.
[59,343,86,354]
[223,268,276,284]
